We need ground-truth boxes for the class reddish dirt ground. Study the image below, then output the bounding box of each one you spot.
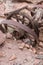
[0,39,43,65]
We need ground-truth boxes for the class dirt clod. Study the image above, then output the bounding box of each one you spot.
[9,54,16,61]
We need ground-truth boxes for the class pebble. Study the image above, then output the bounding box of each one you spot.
[39,42,43,47]
[25,44,30,49]
[19,43,25,50]
[9,54,16,61]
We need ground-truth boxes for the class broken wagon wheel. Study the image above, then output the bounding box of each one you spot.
[9,10,39,38]
[4,6,40,45]
[6,14,36,45]
[4,5,41,36]
[4,12,37,45]
[11,17,39,46]
[11,16,38,46]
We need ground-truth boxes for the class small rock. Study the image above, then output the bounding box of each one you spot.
[25,44,30,49]
[39,42,43,47]
[6,32,13,39]
[30,45,37,54]
[19,43,25,50]
[0,31,6,45]
[9,54,16,61]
